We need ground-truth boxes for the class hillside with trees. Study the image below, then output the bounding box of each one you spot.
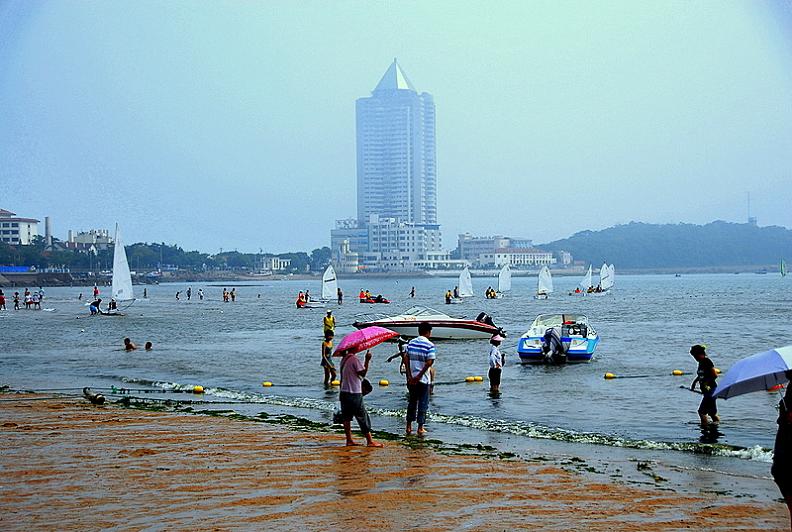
[539,221,792,269]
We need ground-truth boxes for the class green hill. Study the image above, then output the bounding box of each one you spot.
[539,221,792,269]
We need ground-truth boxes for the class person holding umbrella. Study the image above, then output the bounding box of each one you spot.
[773,370,792,527]
[690,344,720,426]
[338,348,382,447]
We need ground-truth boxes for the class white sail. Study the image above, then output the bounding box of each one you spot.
[579,265,592,290]
[321,265,337,301]
[458,266,474,298]
[537,266,553,295]
[111,224,134,302]
[599,263,614,291]
[497,264,512,293]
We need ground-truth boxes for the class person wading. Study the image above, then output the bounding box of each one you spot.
[689,344,720,426]
[488,334,505,394]
[772,370,792,528]
[323,310,335,335]
[321,331,337,386]
[338,348,382,447]
[405,323,436,436]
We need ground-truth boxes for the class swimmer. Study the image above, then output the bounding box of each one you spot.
[123,337,137,351]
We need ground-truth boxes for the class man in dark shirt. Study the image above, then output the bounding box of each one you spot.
[772,370,792,528]
[690,344,719,426]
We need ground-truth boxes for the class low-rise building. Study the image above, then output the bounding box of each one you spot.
[262,257,291,272]
[64,229,114,251]
[477,248,557,268]
[457,233,535,262]
[0,209,40,245]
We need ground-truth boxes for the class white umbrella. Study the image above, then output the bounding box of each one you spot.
[713,345,792,400]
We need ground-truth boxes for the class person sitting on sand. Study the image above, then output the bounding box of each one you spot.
[144,341,153,351]
[123,338,137,351]
[338,348,382,447]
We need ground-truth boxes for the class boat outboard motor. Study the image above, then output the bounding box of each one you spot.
[542,327,567,364]
[476,312,495,327]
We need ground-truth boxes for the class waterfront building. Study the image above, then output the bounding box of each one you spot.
[330,60,445,272]
[477,249,557,268]
[64,228,114,251]
[0,209,40,245]
[456,234,534,262]
[356,59,437,225]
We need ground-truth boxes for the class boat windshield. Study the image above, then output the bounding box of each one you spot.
[532,314,588,327]
[402,306,450,318]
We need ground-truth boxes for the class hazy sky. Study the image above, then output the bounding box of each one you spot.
[1,1,791,252]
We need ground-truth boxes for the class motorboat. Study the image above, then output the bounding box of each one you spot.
[353,306,503,340]
[517,313,599,363]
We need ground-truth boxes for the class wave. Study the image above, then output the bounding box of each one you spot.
[115,376,773,463]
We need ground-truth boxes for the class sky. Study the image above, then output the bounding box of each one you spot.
[1,1,791,253]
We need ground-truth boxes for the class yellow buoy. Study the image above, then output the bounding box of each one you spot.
[604,372,616,379]
[714,368,721,374]
[672,369,684,376]
[474,376,484,382]
[379,379,389,386]
[331,380,341,386]
[465,376,475,382]
[193,385,204,394]
[262,381,273,387]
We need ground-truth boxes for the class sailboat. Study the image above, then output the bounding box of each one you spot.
[496,264,512,297]
[782,259,787,278]
[320,265,338,302]
[574,265,592,295]
[596,263,615,293]
[106,223,135,314]
[457,266,474,298]
[535,266,553,299]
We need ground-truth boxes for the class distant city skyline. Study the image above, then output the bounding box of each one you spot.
[1,2,791,253]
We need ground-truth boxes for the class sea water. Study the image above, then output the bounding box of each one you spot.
[1,273,789,492]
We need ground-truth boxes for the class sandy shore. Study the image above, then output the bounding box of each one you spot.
[0,395,786,531]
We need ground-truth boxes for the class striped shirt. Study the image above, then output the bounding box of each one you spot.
[407,336,437,384]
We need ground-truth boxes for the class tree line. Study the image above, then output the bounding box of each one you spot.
[0,237,332,273]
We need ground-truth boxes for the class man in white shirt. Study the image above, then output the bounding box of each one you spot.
[405,323,436,435]
[488,334,505,394]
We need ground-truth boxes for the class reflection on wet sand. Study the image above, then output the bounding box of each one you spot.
[0,396,786,531]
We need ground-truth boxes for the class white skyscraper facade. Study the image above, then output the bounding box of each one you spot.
[332,60,459,272]
[356,60,437,225]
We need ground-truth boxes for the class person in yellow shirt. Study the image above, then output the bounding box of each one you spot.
[323,309,336,334]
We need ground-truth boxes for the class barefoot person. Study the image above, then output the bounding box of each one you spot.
[488,334,505,394]
[321,331,337,386]
[123,338,137,351]
[772,370,792,528]
[689,344,720,426]
[406,323,436,435]
[338,348,382,447]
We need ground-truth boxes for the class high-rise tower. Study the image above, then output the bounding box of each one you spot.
[355,59,437,225]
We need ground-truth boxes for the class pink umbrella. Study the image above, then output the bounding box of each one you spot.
[333,326,399,356]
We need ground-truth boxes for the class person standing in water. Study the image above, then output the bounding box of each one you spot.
[198,288,204,301]
[488,334,505,394]
[337,287,343,306]
[230,288,236,302]
[323,310,336,335]
[338,348,382,447]
[186,287,192,301]
[175,291,181,301]
[410,286,415,298]
[0,289,5,311]
[142,288,147,299]
[772,370,792,528]
[405,323,436,436]
[689,344,720,426]
[321,331,337,385]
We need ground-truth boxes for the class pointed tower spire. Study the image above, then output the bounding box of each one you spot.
[373,59,416,93]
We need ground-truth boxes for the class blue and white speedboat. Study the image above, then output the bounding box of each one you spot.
[517,314,599,363]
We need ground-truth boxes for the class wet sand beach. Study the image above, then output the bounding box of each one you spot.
[0,395,786,531]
